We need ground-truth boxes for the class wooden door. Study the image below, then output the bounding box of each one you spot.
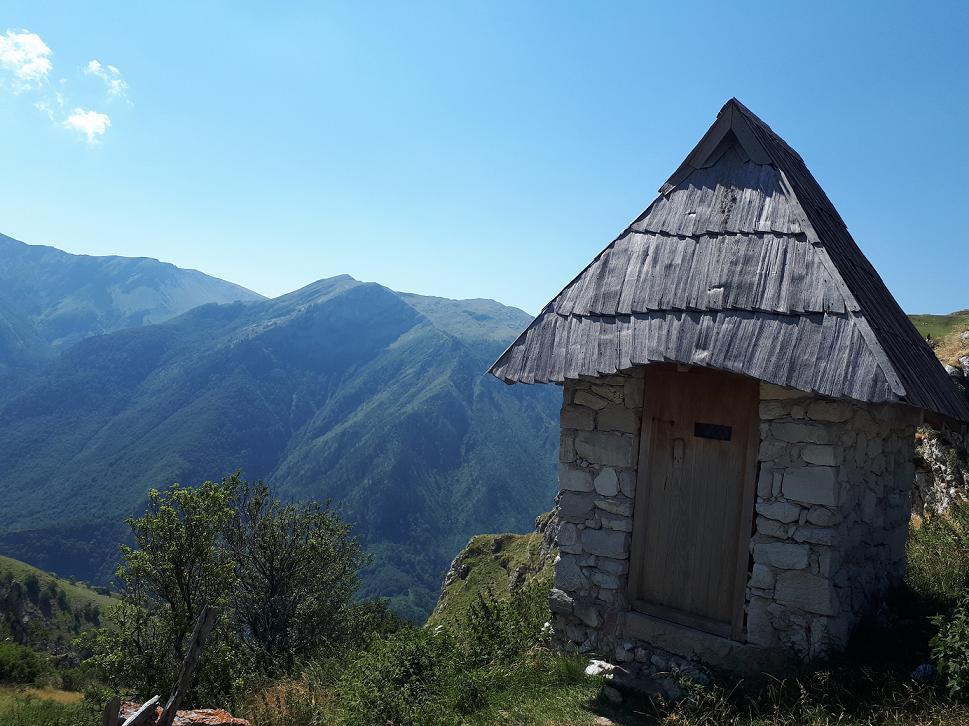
[628,365,758,640]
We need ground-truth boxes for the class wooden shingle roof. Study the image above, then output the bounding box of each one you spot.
[490,99,969,421]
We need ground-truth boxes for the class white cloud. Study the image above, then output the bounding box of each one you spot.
[85,58,127,100]
[63,108,111,145]
[0,30,52,90]
[0,29,122,145]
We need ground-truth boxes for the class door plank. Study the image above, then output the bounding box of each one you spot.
[629,365,758,636]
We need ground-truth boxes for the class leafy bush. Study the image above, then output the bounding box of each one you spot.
[0,643,45,684]
[338,627,459,724]
[244,570,558,724]
[931,592,969,696]
[85,474,369,710]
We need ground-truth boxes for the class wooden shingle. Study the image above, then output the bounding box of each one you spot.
[490,99,969,421]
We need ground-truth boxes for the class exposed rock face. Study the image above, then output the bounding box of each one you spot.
[914,427,969,515]
[119,703,250,726]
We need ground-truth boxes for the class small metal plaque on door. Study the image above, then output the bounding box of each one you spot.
[694,422,732,441]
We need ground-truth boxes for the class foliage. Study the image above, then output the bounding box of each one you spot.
[0,279,559,619]
[907,502,969,608]
[86,474,368,710]
[931,591,969,697]
[0,686,98,726]
[224,480,367,674]
[0,645,45,685]
[0,556,111,655]
[243,570,559,725]
[86,477,239,706]
[427,526,554,629]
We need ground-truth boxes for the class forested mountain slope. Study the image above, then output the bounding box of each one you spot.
[0,275,559,619]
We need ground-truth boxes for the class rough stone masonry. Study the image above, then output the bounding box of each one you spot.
[549,370,918,677]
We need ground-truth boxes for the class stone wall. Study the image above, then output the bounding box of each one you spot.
[549,369,918,676]
[748,384,916,659]
[551,371,643,654]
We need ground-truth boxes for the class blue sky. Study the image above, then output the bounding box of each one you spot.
[0,2,966,315]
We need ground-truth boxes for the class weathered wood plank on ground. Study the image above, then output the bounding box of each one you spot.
[101,695,121,726]
[121,695,160,726]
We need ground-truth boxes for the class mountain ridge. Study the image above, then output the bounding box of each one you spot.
[0,270,558,620]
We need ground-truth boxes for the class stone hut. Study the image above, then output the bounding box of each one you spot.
[489,99,969,676]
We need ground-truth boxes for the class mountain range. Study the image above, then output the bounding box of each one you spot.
[0,234,559,620]
[0,233,262,382]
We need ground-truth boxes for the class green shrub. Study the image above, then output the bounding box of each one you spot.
[452,574,551,669]
[907,502,969,607]
[0,643,46,684]
[931,591,969,696]
[338,626,458,725]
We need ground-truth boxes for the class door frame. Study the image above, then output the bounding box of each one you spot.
[625,364,760,642]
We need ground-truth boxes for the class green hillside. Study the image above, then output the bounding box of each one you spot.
[428,511,557,628]
[0,554,114,652]
[0,276,559,620]
[909,310,969,340]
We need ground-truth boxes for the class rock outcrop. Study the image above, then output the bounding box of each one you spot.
[119,702,250,726]
[914,427,969,515]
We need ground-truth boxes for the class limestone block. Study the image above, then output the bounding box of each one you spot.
[754,542,810,569]
[761,384,809,400]
[756,517,794,539]
[746,596,775,646]
[591,384,624,403]
[760,401,789,420]
[760,438,788,461]
[549,588,575,614]
[574,602,601,627]
[806,400,854,422]
[749,563,775,589]
[554,554,588,591]
[559,492,595,523]
[619,470,637,498]
[597,557,629,575]
[598,405,640,433]
[581,528,628,558]
[774,571,838,615]
[560,432,577,463]
[757,466,773,498]
[792,527,837,546]
[595,497,634,517]
[560,464,594,492]
[806,506,840,527]
[594,468,620,496]
[772,422,831,444]
[802,444,836,466]
[590,571,623,589]
[783,466,839,506]
[557,522,578,547]
[600,514,633,532]
[574,390,608,410]
[575,431,637,467]
[624,378,644,408]
[561,406,595,431]
[756,500,801,523]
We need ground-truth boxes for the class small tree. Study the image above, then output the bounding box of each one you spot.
[87,473,368,706]
[87,478,238,705]
[224,480,367,673]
